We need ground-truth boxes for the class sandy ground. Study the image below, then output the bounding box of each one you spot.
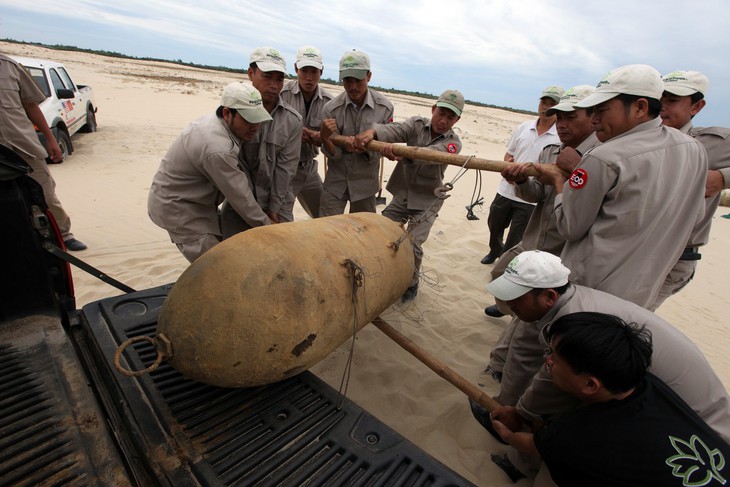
[4,41,729,486]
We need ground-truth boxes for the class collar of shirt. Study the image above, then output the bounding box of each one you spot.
[266,97,286,119]
[610,116,662,144]
[425,121,451,144]
[679,121,694,135]
[538,284,577,341]
[346,89,374,112]
[559,132,600,157]
[528,118,559,137]
[289,80,323,101]
[217,115,242,145]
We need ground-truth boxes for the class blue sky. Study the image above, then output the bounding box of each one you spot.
[2,0,729,125]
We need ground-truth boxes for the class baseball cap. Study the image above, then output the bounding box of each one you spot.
[575,64,663,109]
[546,85,596,116]
[485,251,570,301]
[435,89,465,116]
[249,47,286,73]
[540,86,565,103]
[295,46,323,70]
[662,70,709,97]
[339,50,370,81]
[220,82,272,124]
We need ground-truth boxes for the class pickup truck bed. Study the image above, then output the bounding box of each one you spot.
[0,173,474,486]
[0,314,130,486]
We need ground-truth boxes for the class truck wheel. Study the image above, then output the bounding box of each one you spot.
[54,131,71,164]
[81,106,97,133]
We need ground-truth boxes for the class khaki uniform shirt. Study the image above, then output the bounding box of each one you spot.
[148,114,269,242]
[0,53,48,160]
[321,89,394,201]
[279,79,333,165]
[374,116,462,210]
[555,118,707,308]
[684,123,730,247]
[515,133,600,256]
[240,98,302,214]
[517,284,730,444]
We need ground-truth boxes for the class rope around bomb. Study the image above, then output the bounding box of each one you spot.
[341,256,504,413]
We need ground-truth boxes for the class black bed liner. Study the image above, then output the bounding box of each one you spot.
[79,285,475,486]
[0,315,131,487]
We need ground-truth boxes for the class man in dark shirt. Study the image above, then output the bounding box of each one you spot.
[491,311,730,486]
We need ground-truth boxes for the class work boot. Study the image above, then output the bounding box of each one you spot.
[479,365,503,385]
[401,284,418,303]
[469,398,508,445]
[485,305,506,318]
[64,238,88,251]
[491,453,527,483]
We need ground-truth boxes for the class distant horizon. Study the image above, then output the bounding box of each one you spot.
[2,38,537,117]
[1,0,728,126]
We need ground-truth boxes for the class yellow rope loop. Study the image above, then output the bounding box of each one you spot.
[113,335,164,377]
[338,258,367,409]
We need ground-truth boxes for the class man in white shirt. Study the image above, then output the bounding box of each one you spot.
[481,86,563,265]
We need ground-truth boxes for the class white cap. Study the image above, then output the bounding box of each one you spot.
[662,70,709,97]
[575,64,663,108]
[249,47,286,73]
[546,85,596,116]
[220,82,272,123]
[486,251,570,301]
[540,86,565,103]
[339,50,370,81]
[295,46,323,70]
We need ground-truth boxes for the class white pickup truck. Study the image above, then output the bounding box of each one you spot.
[11,55,98,163]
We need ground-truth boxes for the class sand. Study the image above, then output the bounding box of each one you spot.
[4,41,729,486]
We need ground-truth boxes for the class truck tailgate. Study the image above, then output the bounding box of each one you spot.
[0,314,131,486]
[79,285,474,486]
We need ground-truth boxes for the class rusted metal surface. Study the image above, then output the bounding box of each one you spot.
[157,213,414,388]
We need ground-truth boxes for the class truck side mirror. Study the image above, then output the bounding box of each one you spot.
[56,88,74,99]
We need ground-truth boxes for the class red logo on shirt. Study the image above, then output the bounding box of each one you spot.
[569,168,588,189]
[447,143,457,153]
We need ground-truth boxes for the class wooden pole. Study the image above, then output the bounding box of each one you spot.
[371,316,502,413]
[330,134,563,178]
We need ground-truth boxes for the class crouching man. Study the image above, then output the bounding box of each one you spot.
[148,82,272,262]
[492,311,730,486]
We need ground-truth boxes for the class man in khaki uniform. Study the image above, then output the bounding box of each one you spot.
[536,64,707,309]
[279,46,333,218]
[484,86,600,401]
[221,47,302,236]
[319,50,394,216]
[148,83,272,262]
[355,89,464,302]
[0,53,86,251]
[479,251,730,479]
[651,71,730,309]
[485,85,598,319]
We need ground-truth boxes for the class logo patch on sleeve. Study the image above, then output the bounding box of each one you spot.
[569,168,588,189]
[447,143,457,153]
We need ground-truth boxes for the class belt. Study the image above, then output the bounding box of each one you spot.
[679,246,702,261]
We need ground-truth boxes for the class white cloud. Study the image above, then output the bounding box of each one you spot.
[2,0,729,124]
